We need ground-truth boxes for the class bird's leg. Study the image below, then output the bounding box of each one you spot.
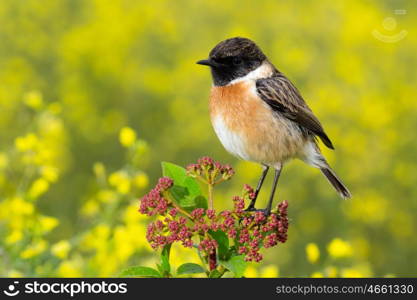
[245,165,269,211]
[261,164,282,216]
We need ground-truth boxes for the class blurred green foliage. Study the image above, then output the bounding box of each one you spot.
[0,0,416,277]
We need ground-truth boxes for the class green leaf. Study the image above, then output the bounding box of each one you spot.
[169,185,191,203]
[209,230,230,260]
[184,176,201,196]
[209,269,222,278]
[119,266,161,278]
[161,162,201,196]
[177,263,205,276]
[169,186,201,211]
[161,162,207,210]
[158,244,171,277]
[194,195,208,210]
[220,255,247,278]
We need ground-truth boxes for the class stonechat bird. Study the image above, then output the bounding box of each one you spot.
[197,37,351,215]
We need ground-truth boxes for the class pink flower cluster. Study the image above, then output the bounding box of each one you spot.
[139,173,289,263]
[237,202,289,262]
[146,209,194,250]
[232,185,289,262]
[139,177,173,216]
[186,156,234,182]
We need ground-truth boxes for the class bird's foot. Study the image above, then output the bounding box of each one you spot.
[243,206,271,217]
[254,208,271,217]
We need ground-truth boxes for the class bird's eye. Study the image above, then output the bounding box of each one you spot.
[232,57,243,65]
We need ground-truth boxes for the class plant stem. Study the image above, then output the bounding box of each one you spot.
[172,201,193,219]
[208,249,217,271]
[208,183,214,210]
[163,191,193,219]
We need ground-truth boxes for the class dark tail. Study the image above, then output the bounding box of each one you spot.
[320,167,351,199]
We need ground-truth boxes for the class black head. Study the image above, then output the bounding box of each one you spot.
[197,37,267,86]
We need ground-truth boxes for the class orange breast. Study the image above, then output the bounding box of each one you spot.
[210,82,260,131]
[209,81,305,164]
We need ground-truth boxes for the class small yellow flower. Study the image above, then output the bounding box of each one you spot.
[57,260,82,277]
[7,197,34,216]
[20,240,48,259]
[117,180,130,194]
[133,172,149,189]
[28,178,50,198]
[306,243,320,264]
[24,90,43,110]
[97,190,117,203]
[327,238,353,258]
[80,199,100,217]
[51,240,71,259]
[260,265,279,278]
[33,148,53,166]
[108,172,122,186]
[119,126,137,147]
[113,226,134,261]
[81,224,111,249]
[341,268,364,278]
[311,272,324,278]
[108,171,131,194]
[39,216,59,232]
[6,230,23,244]
[41,166,59,182]
[244,266,258,278]
[15,133,38,152]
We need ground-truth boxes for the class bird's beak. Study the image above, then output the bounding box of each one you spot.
[196,59,213,66]
[196,58,221,68]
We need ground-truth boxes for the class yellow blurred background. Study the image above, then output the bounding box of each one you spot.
[0,0,416,277]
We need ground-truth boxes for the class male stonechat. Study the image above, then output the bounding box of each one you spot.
[197,37,351,215]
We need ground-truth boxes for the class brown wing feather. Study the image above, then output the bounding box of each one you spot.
[256,74,334,149]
